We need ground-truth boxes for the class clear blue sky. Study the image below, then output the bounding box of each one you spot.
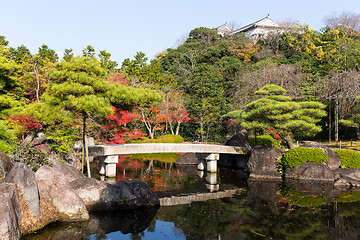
[1,0,360,64]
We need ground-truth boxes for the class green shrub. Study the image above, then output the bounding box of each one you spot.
[283,147,327,169]
[334,149,360,169]
[0,121,15,154]
[10,142,52,171]
[131,134,184,143]
[248,135,285,149]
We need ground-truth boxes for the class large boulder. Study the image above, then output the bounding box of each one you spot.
[333,168,360,180]
[334,176,360,187]
[0,152,13,181]
[112,180,160,209]
[4,163,41,217]
[322,148,341,170]
[35,166,89,220]
[333,168,360,187]
[0,183,22,240]
[225,129,251,148]
[221,129,251,168]
[246,146,282,179]
[48,158,85,182]
[70,177,110,211]
[70,178,160,211]
[285,162,334,181]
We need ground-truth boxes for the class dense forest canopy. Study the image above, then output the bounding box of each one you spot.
[1,11,360,153]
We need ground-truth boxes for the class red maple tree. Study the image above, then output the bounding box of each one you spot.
[7,114,42,141]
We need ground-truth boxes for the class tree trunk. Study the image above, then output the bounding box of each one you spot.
[33,61,40,103]
[175,120,181,135]
[283,134,295,149]
[82,115,91,178]
[335,99,339,142]
[168,121,175,135]
[328,98,332,143]
[200,120,204,142]
[357,127,360,140]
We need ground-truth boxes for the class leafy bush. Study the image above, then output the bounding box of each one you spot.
[0,121,15,154]
[334,149,360,169]
[248,135,285,148]
[46,128,77,153]
[10,142,52,171]
[131,134,184,143]
[283,147,327,169]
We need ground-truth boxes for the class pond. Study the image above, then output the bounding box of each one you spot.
[22,154,360,240]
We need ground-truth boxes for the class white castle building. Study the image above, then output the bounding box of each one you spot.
[215,15,302,40]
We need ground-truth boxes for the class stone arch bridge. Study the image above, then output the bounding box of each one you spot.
[72,143,250,178]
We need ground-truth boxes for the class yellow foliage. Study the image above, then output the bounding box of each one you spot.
[229,42,259,63]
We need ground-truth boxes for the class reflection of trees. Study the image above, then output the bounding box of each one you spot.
[115,155,199,192]
[155,186,360,239]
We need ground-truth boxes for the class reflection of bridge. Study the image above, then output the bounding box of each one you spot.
[159,188,245,206]
[72,143,250,177]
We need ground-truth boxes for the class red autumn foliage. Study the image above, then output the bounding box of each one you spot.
[267,127,282,139]
[7,114,42,140]
[106,72,128,85]
[104,107,145,144]
[116,155,145,171]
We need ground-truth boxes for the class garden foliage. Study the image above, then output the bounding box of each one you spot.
[334,149,360,168]
[131,134,184,143]
[283,147,327,168]
[248,134,286,148]
[10,142,51,171]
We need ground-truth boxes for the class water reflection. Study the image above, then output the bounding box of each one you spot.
[21,207,159,240]
[22,155,360,239]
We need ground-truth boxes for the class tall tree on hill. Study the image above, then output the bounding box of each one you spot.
[187,63,228,141]
[63,49,74,62]
[38,44,59,63]
[0,35,9,46]
[324,11,360,37]
[99,50,118,73]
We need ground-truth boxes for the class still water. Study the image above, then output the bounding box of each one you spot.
[23,154,360,239]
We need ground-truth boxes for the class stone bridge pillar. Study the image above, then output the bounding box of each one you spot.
[197,153,219,173]
[99,155,118,178]
[206,153,219,172]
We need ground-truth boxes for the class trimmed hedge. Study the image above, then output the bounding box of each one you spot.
[334,149,360,169]
[283,147,327,169]
[131,134,184,144]
[248,135,285,148]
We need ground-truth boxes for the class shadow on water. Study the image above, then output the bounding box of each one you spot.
[21,207,159,240]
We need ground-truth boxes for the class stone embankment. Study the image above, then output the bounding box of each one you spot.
[248,145,360,187]
[0,154,159,240]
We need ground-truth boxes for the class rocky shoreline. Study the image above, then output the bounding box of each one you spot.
[0,155,159,240]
